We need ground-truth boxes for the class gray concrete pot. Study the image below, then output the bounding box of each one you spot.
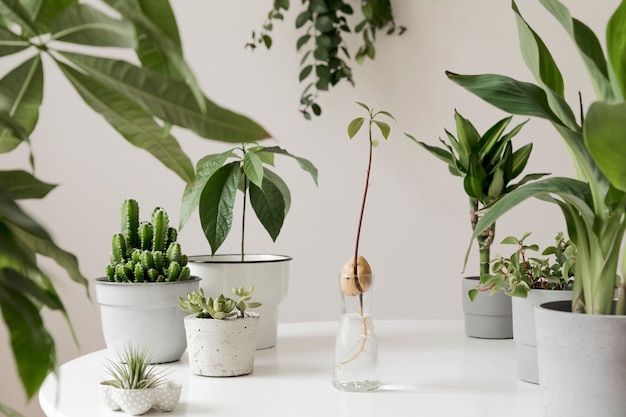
[511,289,572,384]
[187,254,290,349]
[536,300,626,417]
[461,276,512,339]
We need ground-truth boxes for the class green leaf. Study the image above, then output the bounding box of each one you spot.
[50,3,135,47]
[454,110,480,153]
[0,56,43,153]
[468,288,479,302]
[510,143,533,179]
[0,170,55,199]
[299,64,312,81]
[297,34,310,50]
[501,236,520,245]
[464,157,487,199]
[584,101,626,191]
[487,167,505,199]
[199,162,240,255]
[348,117,365,138]
[263,168,291,215]
[243,150,264,188]
[256,146,318,186]
[373,120,391,139]
[406,133,461,175]
[607,0,626,100]
[58,62,194,184]
[0,277,56,399]
[249,177,286,241]
[0,26,29,57]
[60,52,271,143]
[477,116,512,159]
[31,0,77,30]
[539,0,614,101]
[0,0,38,36]
[295,10,311,29]
[315,15,334,32]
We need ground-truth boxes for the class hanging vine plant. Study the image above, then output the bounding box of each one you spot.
[246,0,405,120]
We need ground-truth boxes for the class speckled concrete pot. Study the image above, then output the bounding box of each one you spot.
[184,313,259,377]
[99,381,182,415]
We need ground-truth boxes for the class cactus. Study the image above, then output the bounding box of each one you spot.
[106,199,192,283]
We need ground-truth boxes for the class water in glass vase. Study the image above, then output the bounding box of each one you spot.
[333,312,380,391]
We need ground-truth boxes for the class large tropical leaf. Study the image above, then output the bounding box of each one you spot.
[249,176,286,241]
[61,52,271,143]
[30,0,77,30]
[50,3,135,48]
[584,101,626,192]
[58,62,194,184]
[0,170,55,199]
[199,162,240,255]
[0,56,43,153]
[539,0,614,101]
[0,26,29,57]
[607,0,626,101]
[0,0,38,36]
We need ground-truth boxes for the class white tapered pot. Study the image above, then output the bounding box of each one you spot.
[187,254,290,349]
[461,276,513,339]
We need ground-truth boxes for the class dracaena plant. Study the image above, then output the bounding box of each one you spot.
[179,144,318,258]
[471,232,576,301]
[448,0,626,315]
[0,1,269,412]
[406,111,547,276]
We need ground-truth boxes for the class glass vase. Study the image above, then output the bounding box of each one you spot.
[332,273,379,391]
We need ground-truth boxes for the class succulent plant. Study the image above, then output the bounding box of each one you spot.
[102,345,168,390]
[178,286,261,319]
[105,199,191,283]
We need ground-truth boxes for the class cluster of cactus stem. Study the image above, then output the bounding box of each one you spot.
[105,199,191,283]
[178,286,261,319]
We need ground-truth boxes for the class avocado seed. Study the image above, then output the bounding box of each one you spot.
[340,255,372,296]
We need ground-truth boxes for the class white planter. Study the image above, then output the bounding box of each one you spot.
[461,276,512,339]
[536,300,626,417]
[95,277,201,363]
[187,254,290,349]
[99,381,182,415]
[511,289,572,384]
[184,314,259,377]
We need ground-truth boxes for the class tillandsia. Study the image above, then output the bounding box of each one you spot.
[406,111,548,277]
[178,286,261,319]
[246,0,405,119]
[102,345,169,390]
[105,199,191,283]
[337,102,394,366]
[470,232,576,301]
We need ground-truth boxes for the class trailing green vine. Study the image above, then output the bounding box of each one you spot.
[247,0,405,119]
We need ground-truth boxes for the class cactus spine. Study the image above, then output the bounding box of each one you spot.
[106,199,191,283]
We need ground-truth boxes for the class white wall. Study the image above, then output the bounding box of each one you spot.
[0,1,618,415]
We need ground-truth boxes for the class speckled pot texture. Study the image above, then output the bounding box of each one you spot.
[184,314,259,377]
[99,381,182,415]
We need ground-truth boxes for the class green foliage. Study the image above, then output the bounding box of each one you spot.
[179,145,318,257]
[102,345,169,390]
[407,111,547,275]
[106,199,190,283]
[178,286,262,319]
[470,232,576,301]
[246,0,405,119]
[449,0,626,315]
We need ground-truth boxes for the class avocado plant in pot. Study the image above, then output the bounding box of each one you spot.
[95,199,200,363]
[180,144,318,349]
[477,232,575,384]
[449,0,626,414]
[406,111,547,338]
[179,285,261,377]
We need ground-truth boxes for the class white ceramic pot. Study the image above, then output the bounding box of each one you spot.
[184,314,259,377]
[99,381,182,415]
[95,277,201,363]
[187,254,290,349]
[461,276,513,339]
[536,300,626,417]
[511,289,572,384]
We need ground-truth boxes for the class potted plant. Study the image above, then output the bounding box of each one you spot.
[95,199,201,363]
[406,111,547,338]
[476,232,575,384]
[449,0,626,414]
[178,286,261,377]
[99,345,181,415]
[332,102,394,392]
[0,1,269,413]
[181,144,318,349]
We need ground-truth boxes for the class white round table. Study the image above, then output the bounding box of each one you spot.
[39,320,540,417]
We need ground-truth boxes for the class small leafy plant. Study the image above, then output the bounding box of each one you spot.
[406,111,548,276]
[179,144,318,258]
[102,346,168,390]
[178,286,261,319]
[105,199,191,283]
[470,232,576,301]
[246,0,405,119]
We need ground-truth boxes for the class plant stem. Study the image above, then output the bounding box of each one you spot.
[470,202,495,276]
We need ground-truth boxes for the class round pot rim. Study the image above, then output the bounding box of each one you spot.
[184,312,260,321]
[538,299,624,318]
[188,254,292,264]
[94,276,201,286]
